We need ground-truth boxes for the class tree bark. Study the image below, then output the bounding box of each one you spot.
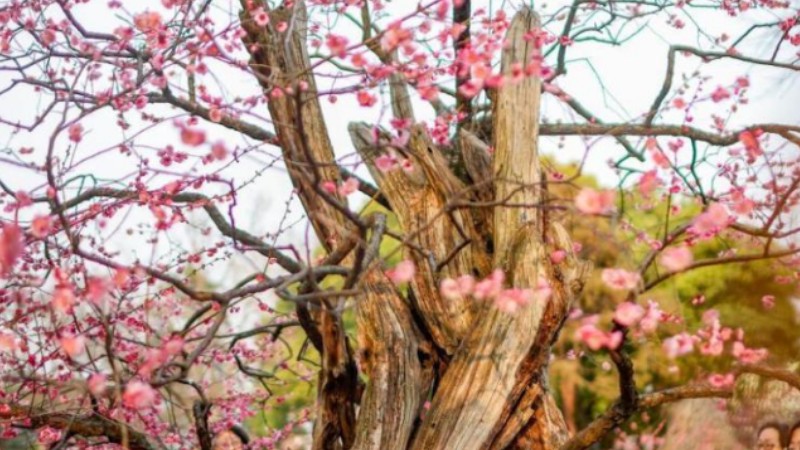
[242,4,590,449]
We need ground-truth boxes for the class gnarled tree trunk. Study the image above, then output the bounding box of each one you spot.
[240,3,588,449]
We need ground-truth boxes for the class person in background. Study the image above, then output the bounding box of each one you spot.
[212,426,250,450]
[756,422,788,450]
[788,421,800,450]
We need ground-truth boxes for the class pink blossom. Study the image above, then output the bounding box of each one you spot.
[113,268,130,288]
[662,333,694,359]
[761,295,775,309]
[211,141,228,160]
[439,275,474,300]
[574,188,615,215]
[738,129,762,162]
[605,331,623,350]
[381,23,411,52]
[458,79,483,99]
[494,288,533,313]
[532,277,553,303]
[356,90,377,107]
[162,336,184,356]
[601,268,641,290]
[730,189,755,216]
[575,319,622,351]
[473,269,504,300]
[208,107,223,123]
[37,427,63,445]
[470,63,491,81]
[60,334,86,358]
[700,341,723,358]
[30,215,52,238]
[180,127,206,147]
[337,177,359,197]
[639,300,662,333]
[710,86,730,102]
[386,260,415,285]
[123,381,157,409]
[41,28,56,46]
[550,249,567,264]
[614,302,645,327]
[637,170,661,197]
[575,322,608,351]
[320,181,337,194]
[0,224,23,276]
[702,309,720,326]
[440,278,461,300]
[646,138,670,168]
[138,348,167,377]
[68,123,83,143]
[0,332,17,352]
[375,153,398,172]
[252,7,269,27]
[325,34,349,58]
[659,245,693,272]
[87,373,107,396]
[651,149,670,168]
[84,277,108,305]
[708,373,735,388]
[52,288,76,313]
[134,11,162,33]
[690,203,730,237]
[732,342,767,364]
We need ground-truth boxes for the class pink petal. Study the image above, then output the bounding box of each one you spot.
[386,260,415,285]
[123,381,157,409]
[613,302,645,327]
[659,245,693,272]
[574,188,615,215]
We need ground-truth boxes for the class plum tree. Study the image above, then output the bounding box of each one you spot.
[0,0,799,449]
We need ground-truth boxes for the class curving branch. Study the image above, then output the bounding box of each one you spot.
[46,187,302,274]
[736,364,800,391]
[646,44,800,125]
[562,363,800,450]
[561,384,733,450]
[0,406,158,450]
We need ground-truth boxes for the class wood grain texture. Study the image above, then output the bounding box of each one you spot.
[350,123,490,355]
[409,9,560,450]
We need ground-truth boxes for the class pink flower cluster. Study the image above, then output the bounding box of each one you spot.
[321,177,359,197]
[601,268,641,291]
[689,203,730,238]
[439,269,552,313]
[0,223,23,277]
[663,332,695,359]
[575,300,663,352]
[575,316,623,351]
[665,309,768,363]
[138,336,185,377]
[386,260,416,285]
[574,188,615,215]
[659,245,693,272]
[123,380,158,409]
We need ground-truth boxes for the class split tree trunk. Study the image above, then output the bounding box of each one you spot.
[240,3,588,449]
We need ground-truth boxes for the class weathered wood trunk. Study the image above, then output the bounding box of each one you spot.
[240,2,589,449]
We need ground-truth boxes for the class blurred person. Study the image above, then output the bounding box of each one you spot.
[756,422,788,450]
[212,426,249,450]
[788,421,800,450]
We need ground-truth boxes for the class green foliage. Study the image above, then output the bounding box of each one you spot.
[549,162,798,441]
[248,161,798,440]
